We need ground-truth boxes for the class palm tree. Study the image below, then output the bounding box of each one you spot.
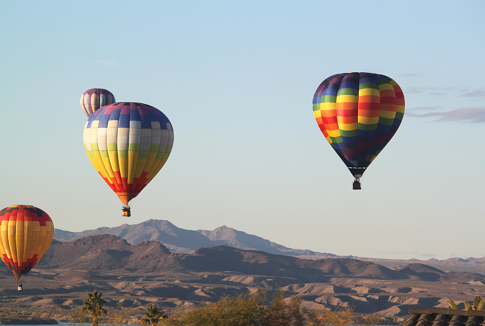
[141,304,167,326]
[82,290,108,326]
[465,296,485,311]
[446,299,459,309]
[447,296,485,311]
[474,296,485,311]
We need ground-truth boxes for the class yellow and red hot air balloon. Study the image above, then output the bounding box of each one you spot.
[0,205,54,290]
[83,102,174,216]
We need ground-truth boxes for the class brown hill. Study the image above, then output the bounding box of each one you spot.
[398,263,445,281]
[317,259,405,279]
[38,234,186,273]
[36,235,401,281]
[400,263,445,274]
[397,263,485,283]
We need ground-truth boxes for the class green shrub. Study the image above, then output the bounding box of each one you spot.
[159,288,385,326]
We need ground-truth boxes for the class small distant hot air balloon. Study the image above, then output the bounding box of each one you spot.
[0,205,54,290]
[83,102,174,216]
[80,88,116,117]
[312,72,405,189]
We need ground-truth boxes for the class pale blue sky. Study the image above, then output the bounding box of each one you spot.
[1,1,484,260]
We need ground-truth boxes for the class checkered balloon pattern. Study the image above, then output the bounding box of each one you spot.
[80,88,116,117]
[0,205,54,280]
[313,72,405,177]
[83,102,174,205]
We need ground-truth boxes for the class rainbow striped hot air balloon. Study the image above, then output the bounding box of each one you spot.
[0,205,54,290]
[80,88,116,117]
[312,72,405,189]
[83,102,174,216]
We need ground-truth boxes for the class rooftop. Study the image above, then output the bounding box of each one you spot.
[404,308,485,326]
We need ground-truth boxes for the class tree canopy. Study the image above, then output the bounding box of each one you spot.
[82,290,107,326]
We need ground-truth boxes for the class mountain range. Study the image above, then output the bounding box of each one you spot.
[54,219,336,258]
[54,219,485,274]
[40,234,485,284]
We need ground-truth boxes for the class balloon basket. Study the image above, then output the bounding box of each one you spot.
[122,206,131,217]
[353,180,361,190]
[17,282,23,291]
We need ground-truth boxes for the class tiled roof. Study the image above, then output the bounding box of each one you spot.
[404,308,485,326]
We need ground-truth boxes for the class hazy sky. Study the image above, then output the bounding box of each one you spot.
[1,1,484,260]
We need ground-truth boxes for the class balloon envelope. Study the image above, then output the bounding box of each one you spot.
[313,72,405,178]
[0,205,54,280]
[80,88,116,117]
[83,102,174,205]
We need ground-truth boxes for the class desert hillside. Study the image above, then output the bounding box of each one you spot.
[1,234,485,323]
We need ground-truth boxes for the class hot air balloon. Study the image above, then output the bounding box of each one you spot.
[83,102,174,216]
[80,88,116,117]
[312,72,405,189]
[0,205,54,290]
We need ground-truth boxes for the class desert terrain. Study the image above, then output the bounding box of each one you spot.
[2,229,485,323]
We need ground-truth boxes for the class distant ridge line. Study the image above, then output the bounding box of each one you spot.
[53,219,336,258]
[52,219,485,275]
